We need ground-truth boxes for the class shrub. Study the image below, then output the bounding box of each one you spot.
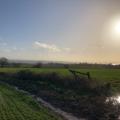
[16,69,33,80]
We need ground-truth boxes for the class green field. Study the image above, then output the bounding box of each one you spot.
[0,67,120,81]
[0,67,120,91]
[0,83,63,120]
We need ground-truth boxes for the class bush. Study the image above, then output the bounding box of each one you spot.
[16,69,33,80]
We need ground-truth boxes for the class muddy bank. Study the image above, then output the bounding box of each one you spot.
[14,86,85,120]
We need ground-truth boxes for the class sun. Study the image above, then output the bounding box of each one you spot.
[112,18,120,37]
[102,16,120,46]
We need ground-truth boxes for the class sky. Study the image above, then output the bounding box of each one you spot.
[0,0,120,64]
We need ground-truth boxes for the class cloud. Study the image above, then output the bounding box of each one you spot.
[0,41,7,46]
[12,46,17,50]
[34,41,71,53]
[63,48,71,52]
[1,45,24,53]
[34,41,61,52]
[2,49,11,53]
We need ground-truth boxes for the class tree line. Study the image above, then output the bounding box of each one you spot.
[0,57,120,69]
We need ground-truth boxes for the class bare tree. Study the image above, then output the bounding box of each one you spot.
[0,57,8,67]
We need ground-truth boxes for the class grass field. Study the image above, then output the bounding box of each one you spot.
[0,67,120,92]
[0,67,120,81]
[0,83,63,120]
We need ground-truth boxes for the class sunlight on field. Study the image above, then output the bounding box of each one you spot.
[0,67,120,81]
[0,84,63,120]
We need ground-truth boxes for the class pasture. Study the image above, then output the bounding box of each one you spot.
[0,67,120,91]
[0,67,120,81]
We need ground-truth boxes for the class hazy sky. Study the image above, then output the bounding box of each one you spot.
[0,0,120,63]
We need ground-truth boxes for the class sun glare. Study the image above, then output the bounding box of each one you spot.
[112,18,120,37]
[103,16,120,45]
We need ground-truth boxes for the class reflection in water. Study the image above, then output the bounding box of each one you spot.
[106,95,120,104]
[112,96,120,103]
[116,96,120,103]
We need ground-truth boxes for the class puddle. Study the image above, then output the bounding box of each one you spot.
[106,95,120,104]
